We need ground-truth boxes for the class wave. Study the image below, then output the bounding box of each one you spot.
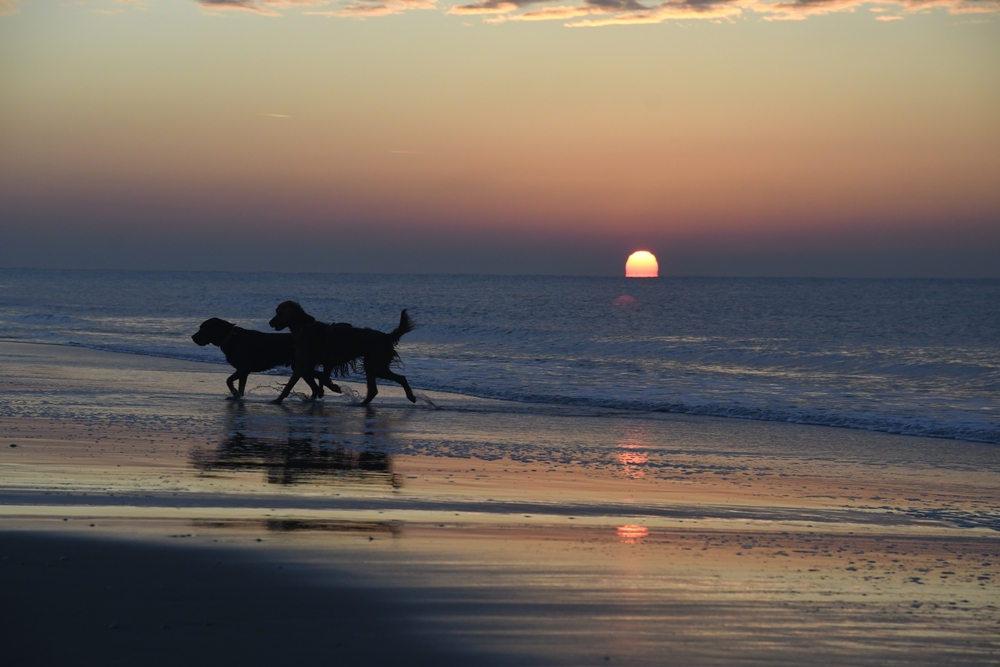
[416,381,1000,445]
[9,313,91,326]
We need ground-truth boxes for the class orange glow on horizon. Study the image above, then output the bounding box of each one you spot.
[625,251,659,278]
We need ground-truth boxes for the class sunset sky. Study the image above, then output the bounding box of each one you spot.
[1,0,997,276]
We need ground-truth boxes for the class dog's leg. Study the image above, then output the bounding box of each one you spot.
[360,374,379,406]
[237,373,249,397]
[320,367,342,395]
[272,373,301,405]
[225,371,243,399]
[314,370,325,399]
[379,370,417,403]
[302,373,322,401]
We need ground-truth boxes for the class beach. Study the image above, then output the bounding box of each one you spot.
[4,0,1000,661]
[2,340,998,665]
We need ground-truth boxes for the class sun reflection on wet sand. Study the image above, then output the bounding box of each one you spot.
[617,524,649,544]
[616,428,649,479]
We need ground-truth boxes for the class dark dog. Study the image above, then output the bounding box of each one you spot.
[269,301,416,406]
[191,317,339,399]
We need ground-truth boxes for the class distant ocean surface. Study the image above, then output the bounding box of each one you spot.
[1,269,997,445]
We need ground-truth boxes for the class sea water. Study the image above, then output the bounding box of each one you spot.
[0,269,997,444]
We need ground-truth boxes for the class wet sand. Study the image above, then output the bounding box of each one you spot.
[1,341,999,665]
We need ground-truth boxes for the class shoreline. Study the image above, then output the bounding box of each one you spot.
[3,338,995,446]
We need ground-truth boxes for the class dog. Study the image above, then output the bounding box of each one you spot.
[191,317,340,399]
[268,301,416,406]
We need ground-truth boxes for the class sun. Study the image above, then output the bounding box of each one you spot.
[625,251,658,278]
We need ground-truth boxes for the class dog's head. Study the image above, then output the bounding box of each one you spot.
[270,300,307,331]
[192,318,234,347]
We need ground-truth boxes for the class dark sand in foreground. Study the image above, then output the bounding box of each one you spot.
[2,531,489,667]
[1,341,999,665]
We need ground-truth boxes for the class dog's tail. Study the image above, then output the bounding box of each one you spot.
[390,309,414,345]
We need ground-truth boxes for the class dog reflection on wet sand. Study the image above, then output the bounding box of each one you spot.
[190,431,400,488]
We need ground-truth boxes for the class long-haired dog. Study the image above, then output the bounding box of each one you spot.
[191,317,326,399]
[269,301,416,406]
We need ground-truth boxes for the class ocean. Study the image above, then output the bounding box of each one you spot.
[0,269,997,445]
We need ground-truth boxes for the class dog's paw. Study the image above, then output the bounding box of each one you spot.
[330,384,342,394]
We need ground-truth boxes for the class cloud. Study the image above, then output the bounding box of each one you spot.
[449,0,531,14]
[28,0,989,23]
[755,0,998,20]
[197,0,283,15]
[755,0,863,20]
[512,4,597,19]
[197,0,333,14]
[196,0,433,15]
[945,0,1000,10]
[318,0,437,17]
[447,0,999,24]
[0,0,20,16]
[451,0,751,22]
[186,0,999,21]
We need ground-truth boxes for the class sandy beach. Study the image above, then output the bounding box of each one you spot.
[2,340,999,665]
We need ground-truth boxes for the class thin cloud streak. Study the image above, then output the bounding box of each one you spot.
[447,0,530,13]
[317,0,436,17]
[196,0,433,15]
[758,0,998,20]
[454,0,999,24]
[197,0,333,14]
[197,0,282,15]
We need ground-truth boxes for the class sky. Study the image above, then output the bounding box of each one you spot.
[0,0,998,276]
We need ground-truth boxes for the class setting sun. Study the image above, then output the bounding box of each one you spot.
[625,251,658,278]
